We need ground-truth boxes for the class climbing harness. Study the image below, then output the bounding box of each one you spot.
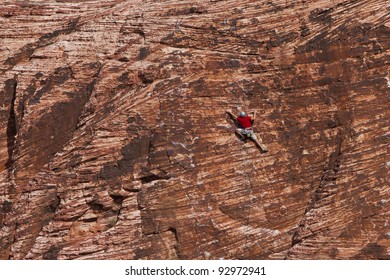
[243,128,254,138]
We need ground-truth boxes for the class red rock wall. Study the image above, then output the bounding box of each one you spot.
[0,0,389,259]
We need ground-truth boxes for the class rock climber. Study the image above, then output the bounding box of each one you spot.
[226,110,268,152]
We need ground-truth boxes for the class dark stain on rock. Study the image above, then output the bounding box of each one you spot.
[39,17,79,42]
[327,117,342,129]
[300,23,310,37]
[138,71,154,84]
[20,100,80,173]
[219,203,251,225]
[154,77,182,94]
[329,247,339,258]
[34,72,44,79]
[4,43,35,66]
[16,64,101,176]
[100,164,122,181]
[115,71,136,92]
[309,8,333,23]
[99,136,151,181]
[3,18,80,70]
[189,78,207,94]
[118,57,130,62]
[46,195,60,213]
[29,66,73,105]
[121,137,151,163]
[356,243,389,259]
[268,32,299,48]
[134,28,146,38]
[43,245,61,260]
[165,6,206,16]
[2,201,13,213]
[296,23,389,65]
[117,71,131,84]
[139,47,149,60]
[206,58,241,70]
[240,80,269,97]
[224,59,240,69]
[138,209,158,235]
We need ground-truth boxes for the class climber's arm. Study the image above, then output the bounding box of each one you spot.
[226,110,238,124]
[226,110,236,119]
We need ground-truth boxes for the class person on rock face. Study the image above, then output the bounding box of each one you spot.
[226,110,268,153]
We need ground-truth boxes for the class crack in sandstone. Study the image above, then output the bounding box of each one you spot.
[287,63,355,251]
[307,139,343,211]
[5,79,17,171]
[290,135,344,250]
[75,62,104,130]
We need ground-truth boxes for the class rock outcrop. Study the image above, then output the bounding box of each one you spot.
[0,0,389,259]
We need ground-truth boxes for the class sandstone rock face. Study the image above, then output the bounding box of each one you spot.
[0,0,389,260]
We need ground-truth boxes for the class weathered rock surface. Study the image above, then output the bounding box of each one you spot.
[0,0,389,259]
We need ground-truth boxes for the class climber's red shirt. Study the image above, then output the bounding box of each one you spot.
[237,116,253,129]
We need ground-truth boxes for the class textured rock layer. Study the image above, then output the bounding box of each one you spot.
[0,0,389,259]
